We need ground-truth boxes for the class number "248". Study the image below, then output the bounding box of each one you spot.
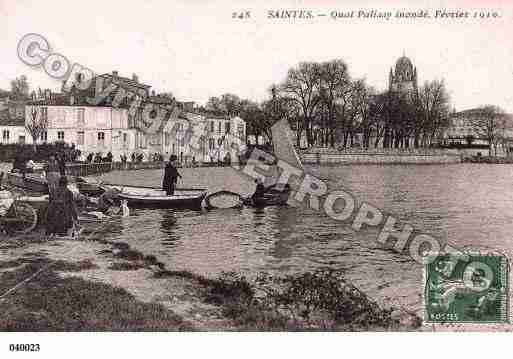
[232,11,251,19]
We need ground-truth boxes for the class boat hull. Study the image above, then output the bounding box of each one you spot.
[7,173,49,193]
[7,172,103,196]
[102,185,207,209]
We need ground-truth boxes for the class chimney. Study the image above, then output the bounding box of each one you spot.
[132,73,138,83]
[112,70,119,78]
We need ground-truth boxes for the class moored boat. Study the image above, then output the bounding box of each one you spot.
[7,172,104,196]
[7,172,48,193]
[101,184,207,209]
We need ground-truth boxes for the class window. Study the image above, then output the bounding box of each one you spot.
[218,138,223,146]
[98,132,105,146]
[40,131,48,142]
[2,130,9,142]
[41,107,48,120]
[77,108,85,125]
[218,122,222,134]
[77,131,85,145]
[57,131,65,141]
[123,133,128,146]
[164,133,170,146]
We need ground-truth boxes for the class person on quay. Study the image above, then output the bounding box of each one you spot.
[56,152,66,176]
[45,155,61,199]
[45,176,79,237]
[162,154,182,196]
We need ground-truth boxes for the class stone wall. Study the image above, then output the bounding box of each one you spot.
[301,152,461,165]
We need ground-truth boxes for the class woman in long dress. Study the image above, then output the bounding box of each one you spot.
[45,155,60,199]
[45,176,78,236]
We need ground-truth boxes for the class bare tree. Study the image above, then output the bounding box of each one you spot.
[416,80,450,147]
[26,107,48,148]
[280,62,322,146]
[318,60,351,147]
[470,105,506,156]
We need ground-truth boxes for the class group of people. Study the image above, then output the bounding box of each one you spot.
[43,155,78,236]
[85,152,113,163]
[44,154,128,237]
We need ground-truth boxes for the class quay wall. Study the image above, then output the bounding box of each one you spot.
[300,152,461,165]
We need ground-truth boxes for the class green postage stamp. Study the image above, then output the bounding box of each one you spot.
[424,253,509,323]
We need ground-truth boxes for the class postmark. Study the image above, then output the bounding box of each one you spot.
[424,251,509,324]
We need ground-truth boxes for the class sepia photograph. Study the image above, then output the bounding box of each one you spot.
[0,0,512,356]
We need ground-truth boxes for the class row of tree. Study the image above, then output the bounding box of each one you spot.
[8,67,509,154]
[201,59,456,149]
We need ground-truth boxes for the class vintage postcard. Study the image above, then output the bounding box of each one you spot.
[1,0,512,354]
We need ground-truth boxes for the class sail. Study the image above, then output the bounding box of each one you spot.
[271,118,303,171]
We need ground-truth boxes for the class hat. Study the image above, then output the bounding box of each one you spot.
[169,155,178,162]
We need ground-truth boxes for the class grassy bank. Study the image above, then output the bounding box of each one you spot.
[0,234,421,331]
[0,258,189,331]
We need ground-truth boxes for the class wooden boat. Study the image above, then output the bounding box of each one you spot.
[250,192,290,207]
[205,187,290,209]
[205,190,244,209]
[6,172,103,196]
[7,172,48,193]
[101,183,207,209]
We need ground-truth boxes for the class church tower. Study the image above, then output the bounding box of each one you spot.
[388,54,418,95]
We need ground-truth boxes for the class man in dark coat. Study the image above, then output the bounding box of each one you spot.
[162,155,182,196]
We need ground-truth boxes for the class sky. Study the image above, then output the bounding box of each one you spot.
[1,0,512,112]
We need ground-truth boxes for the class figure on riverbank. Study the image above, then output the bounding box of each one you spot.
[57,152,66,176]
[45,176,78,237]
[163,155,182,196]
[45,155,60,199]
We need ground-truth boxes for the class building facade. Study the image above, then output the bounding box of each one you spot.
[20,72,247,163]
[0,99,29,144]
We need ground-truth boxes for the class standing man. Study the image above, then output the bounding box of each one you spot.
[45,155,61,199]
[162,155,182,196]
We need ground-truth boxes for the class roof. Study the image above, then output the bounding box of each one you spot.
[394,55,414,79]
[98,73,151,89]
[148,96,174,105]
[451,109,513,129]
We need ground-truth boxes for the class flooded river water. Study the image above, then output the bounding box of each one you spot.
[91,164,513,314]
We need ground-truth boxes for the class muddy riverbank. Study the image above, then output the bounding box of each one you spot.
[0,231,419,331]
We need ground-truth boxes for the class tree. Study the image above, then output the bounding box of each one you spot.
[205,93,242,116]
[240,100,265,145]
[219,93,242,116]
[10,75,30,99]
[470,105,506,156]
[280,62,322,146]
[26,107,48,148]
[159,92,175,100]
[318,60,351,147]
[415,80,450,147]
[205,96,223,115]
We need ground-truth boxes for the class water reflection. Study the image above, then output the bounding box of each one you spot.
[99,164,513,313]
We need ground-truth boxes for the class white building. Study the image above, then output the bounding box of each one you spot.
[19,72,247,163]
[25,102,139,160]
